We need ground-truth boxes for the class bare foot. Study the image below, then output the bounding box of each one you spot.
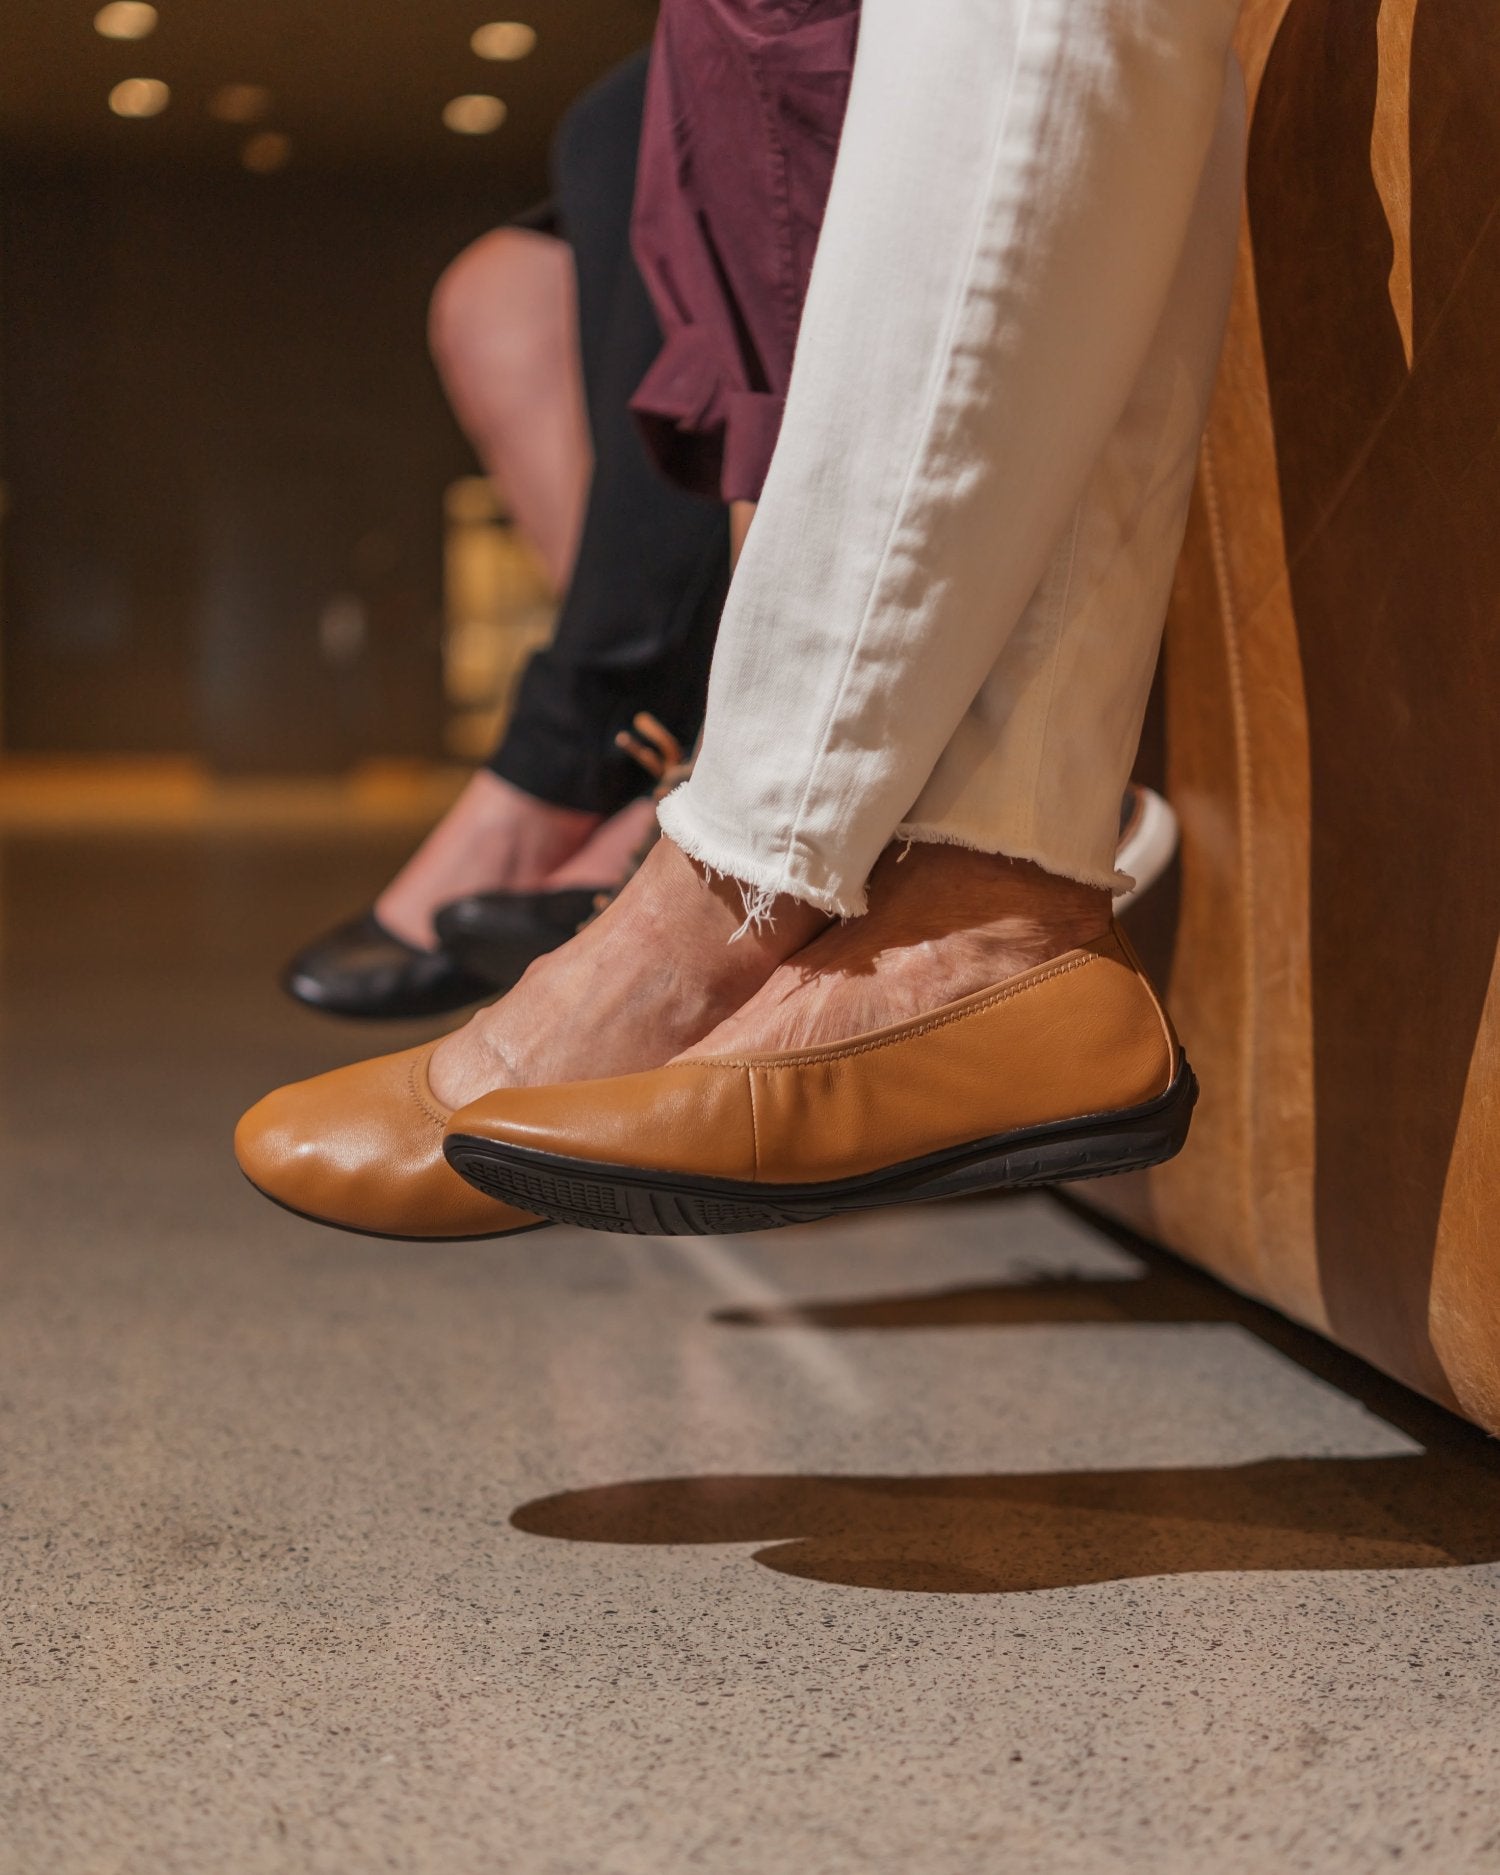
[541,795,660,891]
[427,837,829,1108]
[681,844,1112,1059]
[375,771,599,950]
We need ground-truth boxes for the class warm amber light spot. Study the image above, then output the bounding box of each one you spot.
[94,2,157,41]
[471,21,537,61]
[108,77,170,118]
[442,94,507,135]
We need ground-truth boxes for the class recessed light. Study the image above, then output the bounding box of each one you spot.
[109,77,170,118]
[442,94,507,135]
[471,21,536,61]
[209,83,272,125]
[94,3,158,41]
[241,130,292,173]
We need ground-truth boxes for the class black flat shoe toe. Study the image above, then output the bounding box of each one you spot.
[282,910,494,1020]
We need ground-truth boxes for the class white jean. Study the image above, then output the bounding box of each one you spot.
[657,0,1247,917]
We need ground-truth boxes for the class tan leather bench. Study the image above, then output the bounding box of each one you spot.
[1089,0,1500,1433]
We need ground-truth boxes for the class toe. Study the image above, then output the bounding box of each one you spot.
[236,1046,541,1239]
[234,1074,344,1209]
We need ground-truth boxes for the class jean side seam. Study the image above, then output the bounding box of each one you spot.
[1019,502,1085,856]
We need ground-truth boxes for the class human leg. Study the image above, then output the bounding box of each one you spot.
[245,0,1244,1231]
[428,225,592,591]
[286,55,731,1009]
[356,219,601,953]
[386,55,737,937]
[435,0,1247,1225]
[378,55,733,953]
[423,0,1246,1094]
[423,504,815,1109]
[486,52,730,826]
[658,0,1245,919]
[685,31,1249,1056]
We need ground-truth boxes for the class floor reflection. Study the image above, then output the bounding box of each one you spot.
[712,1262,1238,1330]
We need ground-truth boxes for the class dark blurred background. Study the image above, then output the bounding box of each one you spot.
[0,0,652,782]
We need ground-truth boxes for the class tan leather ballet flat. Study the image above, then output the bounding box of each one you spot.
[236,1042,545,1241]
[443,929,1194,1237]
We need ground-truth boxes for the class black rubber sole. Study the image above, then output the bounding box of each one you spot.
[444,1061,1199,1238]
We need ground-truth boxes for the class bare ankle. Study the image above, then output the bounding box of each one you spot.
[639,839,827,952]
[429,837,833,1106]
[376,772,600,948]
[680,844,1113,1062]
[607,838,830,1013]
[868,842,1110,948]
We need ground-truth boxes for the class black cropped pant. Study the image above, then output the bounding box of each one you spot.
[488,52,730,817]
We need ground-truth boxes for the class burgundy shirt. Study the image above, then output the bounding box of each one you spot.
[630,0,860,503]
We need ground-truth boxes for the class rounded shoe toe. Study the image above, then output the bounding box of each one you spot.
[234,1080,326,1200]
[235,1045,542,1240]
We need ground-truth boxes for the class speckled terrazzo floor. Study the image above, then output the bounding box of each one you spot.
[4,828,1500,1875]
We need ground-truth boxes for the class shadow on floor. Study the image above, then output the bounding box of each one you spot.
[512,1451,1500,1594]
[512,1209,1500,1594]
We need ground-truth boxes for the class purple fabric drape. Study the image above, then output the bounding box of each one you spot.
[630,0,861,503]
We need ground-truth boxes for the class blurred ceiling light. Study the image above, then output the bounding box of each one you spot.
[241,130,292,173]
[471,21,536,60]
[108,77,170,118]
[94,2,158,40]
[442,93,507,135]
[209,83,272,124]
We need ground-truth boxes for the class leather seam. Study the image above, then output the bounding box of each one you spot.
[676,952,1102,1074]
[746,1069,761,1179]
[1110,922,1178,1098]
[407,1053,448,1133]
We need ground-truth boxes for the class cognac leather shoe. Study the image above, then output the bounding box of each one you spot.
[433,887,600,995]
[236,1041,545,1240]
[282,910,495,1020]
[443,929,1195,1236]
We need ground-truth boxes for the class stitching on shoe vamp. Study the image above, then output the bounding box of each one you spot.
[746,1067,761,1177]
[406,1051,449,1131]
[669,953,1101,1074]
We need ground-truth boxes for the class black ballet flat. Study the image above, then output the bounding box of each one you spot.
[433,887,601,995]
[281,910,496,1020]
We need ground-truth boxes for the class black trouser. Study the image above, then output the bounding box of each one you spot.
[489,52,730,817]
